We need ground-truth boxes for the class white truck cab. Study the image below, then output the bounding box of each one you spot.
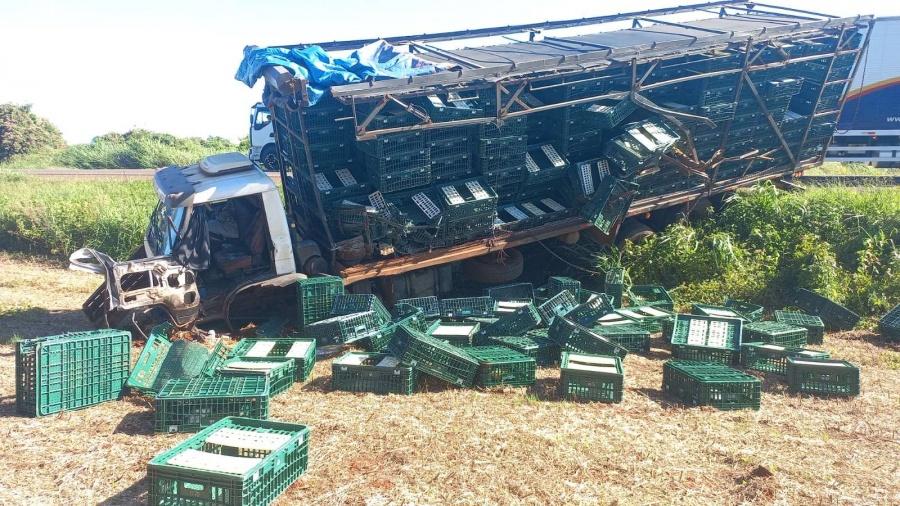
[72,153,302,329]
[248,103,278,171]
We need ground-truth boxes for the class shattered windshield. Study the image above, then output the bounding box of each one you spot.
[147,202,186,256]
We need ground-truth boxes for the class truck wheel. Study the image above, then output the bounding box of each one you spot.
[260,144,279,172]
[617,219,655,245]
[462,248,524,284]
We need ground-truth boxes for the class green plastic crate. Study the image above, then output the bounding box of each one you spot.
[739,343,830,376]
[200,339,232,377]
[399,326,480,387]
[464,346,536,387]
[594,323,651,353]
[492,299,534,316]
[786,357,860,396]
[724,298,765,321]
[486,332,561,367]
[559,352,624,403]
[662,360,761,410]
[330,293,392,325]
[670,314,743,351]
[394,296,440,318]
[774,310,825,344]
[297,275,345,327]
[16,329,131,417]
[332,352,417,395]
[440,296,494,319]
[691,303,748,321]
[371,310,430,354]
[426,320,480,347]
[303,311,382,345]
[791,288,860,330]
[671,344,735,364]
[628,285,674,311]
[216,358,295,397]
[486,282,535,301]
[147,417,309,506]
[536,290,579,325]
[879,304,900,341]
[547,276,581,298]
[744,321,808,348]
[604,267,625,308]
[230,339,316,382]
[476,303,542,340]
[154,376,270,433]
[619,305,675,333]
[565,292,614,327]
[549,317,629,359]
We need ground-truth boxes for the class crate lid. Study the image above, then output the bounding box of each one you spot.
[286,341,313,358]
[431,324,477,337]
[205,426,294,452]
[166,449,261,475]
[245,341,276,358]
[335,353,370,366]
[222,360,285,372]
[377,356,401,368]
[790,359,849,367]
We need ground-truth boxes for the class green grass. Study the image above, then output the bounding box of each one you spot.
[0,171,156,260]
[803,162,896,176]
[0,129,244,170]
[586,183,899,321]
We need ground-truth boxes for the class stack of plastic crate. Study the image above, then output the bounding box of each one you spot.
[669,314,743,364]
[16,329,131,417]
[495,193,571,231]
[522,143,569,191]
[297,275,345,327]
[332,352,417,395]
[604,120,680,177]
[154,376,270,433]
[359,113,432,194]
[147,417,310,505]
[230,338,317,382]
[662,360,761,410]
[431,178,498,247]
[464,346,536,387]
[419,94,479,183]
[477,133,527,203]
[559,352,624,403]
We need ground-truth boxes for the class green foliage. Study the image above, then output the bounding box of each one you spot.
[0,128,242,170]
[0,104,65,162]
[55,129,241,169]
[0,173,156,260]
[595,182,900,319]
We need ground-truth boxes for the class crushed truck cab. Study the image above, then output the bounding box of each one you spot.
[74,153,302,328]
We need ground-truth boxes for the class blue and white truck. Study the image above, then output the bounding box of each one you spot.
[828,17,900,167]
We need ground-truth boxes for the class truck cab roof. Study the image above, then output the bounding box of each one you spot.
[154,152,277,208]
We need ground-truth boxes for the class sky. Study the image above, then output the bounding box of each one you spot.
[1,0,898,144]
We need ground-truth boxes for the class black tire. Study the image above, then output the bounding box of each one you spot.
[617,219,655,245]
[462,248,525,285]
[260,143,279,172]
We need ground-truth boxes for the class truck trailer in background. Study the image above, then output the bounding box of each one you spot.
[828,17,900,167]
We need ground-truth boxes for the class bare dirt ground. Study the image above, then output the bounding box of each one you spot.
[0,253,898,505]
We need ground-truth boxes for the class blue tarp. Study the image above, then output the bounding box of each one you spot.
[236,40,445,105]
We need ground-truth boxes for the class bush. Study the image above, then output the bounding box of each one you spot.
[592,182,900,319]
[55,129,242,169]
[0,172,156,260]
[0,104,65,162]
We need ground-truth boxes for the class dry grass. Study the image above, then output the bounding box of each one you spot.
[0,254,898,505]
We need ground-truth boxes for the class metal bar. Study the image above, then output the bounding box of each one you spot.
[289,101,337,253]
[718,4,821,21]
[298,1,751,51]
[387,95,431,122]
[797,24,847,164]
[542,36,612,50]
[747,2,838,19]
[637,60,660,87]
[635,16,729,34]
[742,72,797,165]
[356,97,388,133]
[408,42,485,69]
[717,38,754,157]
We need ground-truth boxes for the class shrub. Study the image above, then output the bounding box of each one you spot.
[0,104,65,162]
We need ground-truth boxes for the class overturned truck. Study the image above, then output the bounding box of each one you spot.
[77,2,872,329]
